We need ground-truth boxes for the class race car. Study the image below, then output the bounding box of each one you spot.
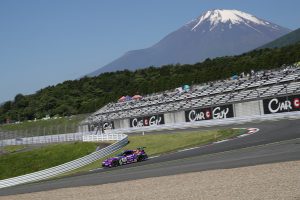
[102,147,148,168]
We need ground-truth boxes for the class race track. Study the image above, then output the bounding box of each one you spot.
[0,118,300,196]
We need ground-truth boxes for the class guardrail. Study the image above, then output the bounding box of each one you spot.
[83,133,125,142]
[0,133,128,189]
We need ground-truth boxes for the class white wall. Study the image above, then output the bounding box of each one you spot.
[164,112,175,124]
[234,100,262,117]
[114,119,130,129]
[174,111,185,123]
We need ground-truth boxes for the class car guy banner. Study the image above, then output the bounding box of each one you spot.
[263,95,300,114]
[130,114,165,128]
[185,104,234,122]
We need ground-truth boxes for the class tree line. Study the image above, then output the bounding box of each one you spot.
[1,43,300,123]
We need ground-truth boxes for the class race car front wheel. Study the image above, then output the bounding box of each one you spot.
[137,155,144,162]
[112,160,119,167]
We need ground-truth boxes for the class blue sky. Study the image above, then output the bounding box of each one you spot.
[1,0,300,103]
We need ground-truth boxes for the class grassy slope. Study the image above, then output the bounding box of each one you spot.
[125,129,240,155]
[0,142,98,180]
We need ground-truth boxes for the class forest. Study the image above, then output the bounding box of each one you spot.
[1,42,300,123]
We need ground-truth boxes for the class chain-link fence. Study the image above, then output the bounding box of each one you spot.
[0,124,90,148]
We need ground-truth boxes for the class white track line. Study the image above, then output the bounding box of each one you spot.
[89,167,103,172]
[149,155,160,159]
[214,139,230,144]
[178,147,201,152]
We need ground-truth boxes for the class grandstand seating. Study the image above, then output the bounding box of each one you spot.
[88,65,300,124]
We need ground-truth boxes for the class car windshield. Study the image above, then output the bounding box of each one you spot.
[116,152,124,156]
[116,151,132,156]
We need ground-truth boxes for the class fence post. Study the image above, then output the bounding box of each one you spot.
[0,132,2,148]
[31,132,34,145]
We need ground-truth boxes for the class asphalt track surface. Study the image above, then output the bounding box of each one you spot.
[1,118,300,196]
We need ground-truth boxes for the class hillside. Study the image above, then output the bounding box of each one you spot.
[258,28,300,49]
[1,43,300,123]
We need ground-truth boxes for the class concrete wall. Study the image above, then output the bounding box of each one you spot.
[164,111,185,124]
[164,113,175,124]
[234,100,262,117]
[114,119,130,129]
[174,111,185,123]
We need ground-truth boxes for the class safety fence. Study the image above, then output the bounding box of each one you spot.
[0,132,84,147]
[0,133,128,189]
[0,122,84,140]
[0,123,91,146]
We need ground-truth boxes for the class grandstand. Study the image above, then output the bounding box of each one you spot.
[86,64,300,128]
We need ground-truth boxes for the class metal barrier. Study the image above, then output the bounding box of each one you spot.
[83,134,125,142]
[0,133,128,189]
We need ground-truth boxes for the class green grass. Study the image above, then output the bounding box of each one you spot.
[0,142,99,180]
[0,114,88,136]
[68,128,245,175]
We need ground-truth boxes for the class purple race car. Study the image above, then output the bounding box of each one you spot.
[102,147,148,168]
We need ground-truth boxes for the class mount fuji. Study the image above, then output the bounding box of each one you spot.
[89,9,291,76]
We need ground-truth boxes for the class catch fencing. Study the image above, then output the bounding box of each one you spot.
[0,123,89,147]
[0,133,128,189]
[0,132,84,147]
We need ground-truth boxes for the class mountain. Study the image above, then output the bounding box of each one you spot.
[258,28,300,49]
[89,9,291,76]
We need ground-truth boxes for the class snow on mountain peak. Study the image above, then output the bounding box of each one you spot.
[191,9,268,31]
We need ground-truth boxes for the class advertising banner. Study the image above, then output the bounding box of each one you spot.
[185,107,212,122]
[130,114,165,128]
[211,104,234,119]
[263,95,300,114]
[185,104,234,122]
